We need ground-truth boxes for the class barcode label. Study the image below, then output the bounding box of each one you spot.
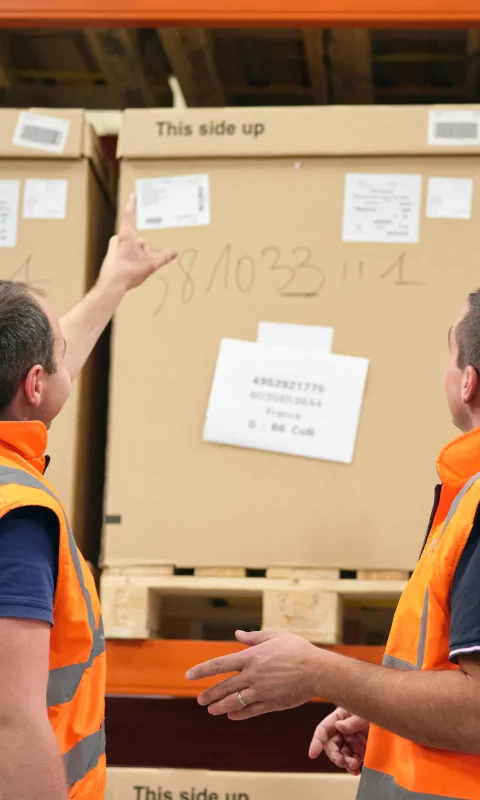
[428,110,480,146]
[12,112,71,154]
[20,125,62,147]
[435,122,478,140]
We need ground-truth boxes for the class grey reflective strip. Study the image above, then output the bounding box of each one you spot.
[416,587,429,669]
[442,471,480,534]
[47,617,105,707]
[382,654,416,670]
[357,767,464,800]
[0,466,105,784]
[64,723,106,788]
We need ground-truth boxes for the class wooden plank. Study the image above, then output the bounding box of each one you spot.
[263,589,342,643]
[326,29,374,104]
[85,29,156,107]
[103,564,175,576]
[0,32,13,90]
[105,639,385,697]
[356,569,410,581]
[466,30,480,99]
[158,28,225,107]
[302,29,329,104]
[194,566,247,577]
[267,566,340,580]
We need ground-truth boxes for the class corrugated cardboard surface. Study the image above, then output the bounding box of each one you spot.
[0,109,114,559]
[106,768,359,800]
[105,106,479,571]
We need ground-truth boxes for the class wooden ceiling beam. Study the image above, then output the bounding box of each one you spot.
[158,28,225,107]
[302,30,328,104]
[85,29,156,107]
[326,29,374,104]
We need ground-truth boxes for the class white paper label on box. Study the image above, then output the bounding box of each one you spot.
[342,173,422,244]
[203,339,369,465]
[136,174,210,230]
[428,110,480,146]
[0,180,20,248]
[258,322,333,352]
[22,179,68,220]
[426,177,473,220]
[12,112,71,154]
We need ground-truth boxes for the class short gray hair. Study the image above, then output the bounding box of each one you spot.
[0,281,56,411]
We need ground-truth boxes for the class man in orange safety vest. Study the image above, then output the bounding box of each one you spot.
[0,195,175,800]
[188,292,480,800]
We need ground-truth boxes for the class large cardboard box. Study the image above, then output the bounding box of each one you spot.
[105,106,480,571]
[106,768,359,800]
[0,109,114,560]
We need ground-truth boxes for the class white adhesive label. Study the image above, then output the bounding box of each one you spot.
[342,173,422,244]
[13,112,71,154]
[204,339,369,465]
[136,174,210,230]
[428,110,480,146]
[0,180,20,248]
[23,179,68,220]
[426,177,473,220]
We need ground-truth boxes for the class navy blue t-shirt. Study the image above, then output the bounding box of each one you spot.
[0,506,58,625]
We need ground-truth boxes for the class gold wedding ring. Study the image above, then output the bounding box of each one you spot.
[237,690,248,707]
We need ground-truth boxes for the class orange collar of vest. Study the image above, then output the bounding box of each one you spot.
[437,426,480,487]
[0,420,48,475]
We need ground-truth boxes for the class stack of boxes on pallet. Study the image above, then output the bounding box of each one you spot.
[0,108,114,561]
[102,104,480,639]
[99,105,480,795]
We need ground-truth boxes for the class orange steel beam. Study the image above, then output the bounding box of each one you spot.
[106,640,385,698]
[1,0,480,26]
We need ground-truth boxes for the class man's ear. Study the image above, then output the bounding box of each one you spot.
[23,365,44,408]
[461,365,478,405]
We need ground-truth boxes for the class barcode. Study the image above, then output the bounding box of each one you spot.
[434,122,478,140]
[19,125,62,147]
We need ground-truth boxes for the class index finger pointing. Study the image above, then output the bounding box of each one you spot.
[186,652,247,681]
[119,193,137,238]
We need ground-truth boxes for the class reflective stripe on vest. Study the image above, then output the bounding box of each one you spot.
[0,466,105,785]
[357,767,464,800]
[64,722,106,789]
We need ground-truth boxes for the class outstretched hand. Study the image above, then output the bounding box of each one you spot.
[99,194,177,294]
[186,628,322,720]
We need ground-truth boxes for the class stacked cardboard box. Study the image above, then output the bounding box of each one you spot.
[106,768,359,800]
[0,108,114,560]
[104,105,480,572]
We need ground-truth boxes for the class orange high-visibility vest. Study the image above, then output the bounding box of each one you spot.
[358,427,480,800]
[0,421,106,798]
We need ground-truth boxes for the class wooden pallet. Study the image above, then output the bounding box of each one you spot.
[101,565,408,644]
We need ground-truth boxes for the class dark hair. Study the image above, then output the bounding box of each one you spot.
[0,280,56,412]
[457,289,480,371]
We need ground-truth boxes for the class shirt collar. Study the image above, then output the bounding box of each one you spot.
[0,420,48,474]
[437,426,480,487]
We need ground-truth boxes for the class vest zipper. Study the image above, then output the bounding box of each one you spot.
[418,484,441,560]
